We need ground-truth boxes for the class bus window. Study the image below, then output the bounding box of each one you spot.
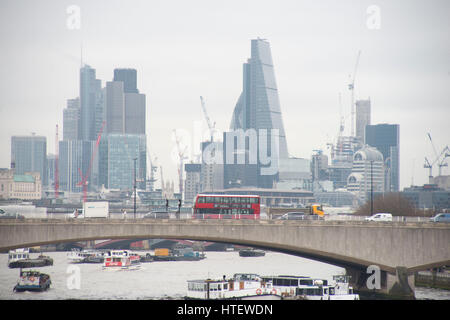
[198,197,205,204]
[206,197,213,203]
[231,197,238,203]
[223,197,229,203]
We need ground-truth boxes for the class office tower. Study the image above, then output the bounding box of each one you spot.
[276,157,311,190]
[124,92,146,134]
[184,163,201,204]
[99,134,146,190]
[63,97,80,141]
[58,140,97,192]
[80,65,102,141]
[347,146,384,203]
[355,99,371,144]
[11,135,47,186]
[201,141,224,191]
[106,81,125,134]
[228,38,288,188]
[106,80,146,135]
[365,124,400,192]
[113,68,138,93]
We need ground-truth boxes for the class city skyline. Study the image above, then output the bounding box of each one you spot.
[1,0,449,191]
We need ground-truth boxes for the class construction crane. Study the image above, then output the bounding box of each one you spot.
[77,121,106,203]
[173,130,188,199]
[55,124,59,199]
[200,96,216,142]
[424,157,433,184]
[349,50,361,137]
[147,155,158,191]
[427,133,450,177]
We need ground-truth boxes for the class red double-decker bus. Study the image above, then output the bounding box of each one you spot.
[193,194,261,219]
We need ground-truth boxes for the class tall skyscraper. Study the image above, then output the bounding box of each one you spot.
[355,99,371,144]
[58,140,97,192]
[113,68,138,93]
[63,97,80,141]
[365,124,400,192]
[106,81,125,134]
[124,92,146,134]
[11,135,48,186]
[227,38,288,188]
[80,65,102,141]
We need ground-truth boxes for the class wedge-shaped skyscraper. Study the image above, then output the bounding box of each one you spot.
[226,38,289,188]
[230,38,289,159]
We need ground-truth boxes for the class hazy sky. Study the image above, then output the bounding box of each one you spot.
[0,0,449,191]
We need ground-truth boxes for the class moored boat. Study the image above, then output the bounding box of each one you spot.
[239,249,265,257]
[186,273,281,300]
[13,270,51,292]
[103,250,141,270]
[261,275,359,300]
[8,248,53,268]
[67,249,105,264]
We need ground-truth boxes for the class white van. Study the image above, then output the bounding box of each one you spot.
[365,213,393,222]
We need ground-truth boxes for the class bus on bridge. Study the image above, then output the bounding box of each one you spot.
[193,194,261,219]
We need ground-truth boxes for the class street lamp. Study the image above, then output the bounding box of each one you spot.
[370,160,374,216]
[133,157,137,219]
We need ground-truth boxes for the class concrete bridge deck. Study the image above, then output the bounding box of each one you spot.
[1,219,449,298]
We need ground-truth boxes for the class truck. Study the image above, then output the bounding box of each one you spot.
[70,201,109,218]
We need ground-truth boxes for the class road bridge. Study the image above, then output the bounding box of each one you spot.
[1,219,449,298]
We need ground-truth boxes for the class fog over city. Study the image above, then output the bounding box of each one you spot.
[1,0,449,190]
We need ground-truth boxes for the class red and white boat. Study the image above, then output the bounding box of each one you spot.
[103,250,141,270]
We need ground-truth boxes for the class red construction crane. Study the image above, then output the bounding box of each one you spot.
[77,121,106,203]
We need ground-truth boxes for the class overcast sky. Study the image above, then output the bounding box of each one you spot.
[0,0,449,191]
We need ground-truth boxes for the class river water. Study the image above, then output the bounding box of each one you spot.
[0,251,448,300]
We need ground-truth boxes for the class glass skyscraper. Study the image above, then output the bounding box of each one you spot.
[227,38,289,188]
[80,65,102,141]
[99,134,146,190]
[365,124,400,192]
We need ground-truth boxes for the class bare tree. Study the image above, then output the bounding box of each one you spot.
[354,193,427,216]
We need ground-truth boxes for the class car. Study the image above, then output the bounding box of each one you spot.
[0,208,25,219]
[429,213,450,223]
[143,211,170,219]
[276,212,306,220]
[365,213,393,222]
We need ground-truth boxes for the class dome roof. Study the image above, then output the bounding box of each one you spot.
[353,146,383,162]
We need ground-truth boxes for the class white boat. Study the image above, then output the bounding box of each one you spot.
[8,248,30,266]
[67,249,105,264]
[261,275,360,300]
[103,250,141,270]
[186,273,281,300]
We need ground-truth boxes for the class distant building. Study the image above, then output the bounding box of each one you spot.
[431,176,450,191]
[229,38,289,188]
[80,65,103,141]
[365,123,400,192]
[105,81,125,134]
[11,135,47,186]
[124,92,146,135]
[184,163,201,204]
[63,97,80,140]
[347,146,384,203]
[58,140,97,192]
[402,184,450,211]
[355,99,371,144]
[99,134,146,190]
[113,68,138,94]
[314,190,359,207]
[276,157,311,191]
[0,169,42,200]
[201,141,224,192]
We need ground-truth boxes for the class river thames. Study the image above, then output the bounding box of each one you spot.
[0,251,448,300]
